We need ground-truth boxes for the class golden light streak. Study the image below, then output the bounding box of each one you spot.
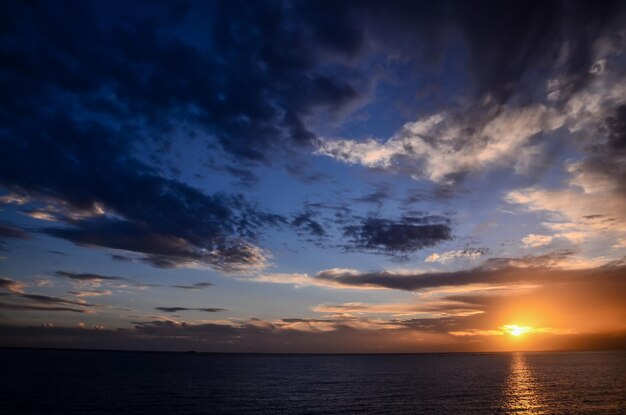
[502,324,533,337]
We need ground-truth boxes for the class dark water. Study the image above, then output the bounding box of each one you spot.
[0,349,624,414]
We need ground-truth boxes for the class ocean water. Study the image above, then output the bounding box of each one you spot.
[0,349,624,414]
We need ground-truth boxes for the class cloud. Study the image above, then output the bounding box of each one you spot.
[170,282,213,290]
[291,212,327,238]
[0,304,87,313]
[0,311,623,353]
[0,290,97,314]
[506,178,626,252]
[425,248,488,263]
[1,256,625,352]
[352,183,392,207]
[155,307,225,313]
[1,0,624,275]
[312,301,483,318]
[319,105,565,184]
[1,0,344,272]
[342,216,452,255]
[0,222,30,250]
[522,234,554,248]
[68,290,112,298]
[248,272,362,290]
[316,5,626,185]
[0,1,363,164]
[204,160,260,189]
[0,222,29,240]
[55,271,162,291]
[0,112,282,272]
[0,276,102,313]
[55,271,127,282]
[0,194,29,205]
[18,294,95,308]
[0,277,26,294]
[503,81,626,256]
[311,251,611,291]
[250,251,581,292]
[284,163,330,184]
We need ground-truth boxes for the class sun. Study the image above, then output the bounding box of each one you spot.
[502,325,533,337]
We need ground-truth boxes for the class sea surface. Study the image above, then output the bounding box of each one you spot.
[0,349,624,414]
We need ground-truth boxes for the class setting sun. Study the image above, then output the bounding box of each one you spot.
[502,325,533,337]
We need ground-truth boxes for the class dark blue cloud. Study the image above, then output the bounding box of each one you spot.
[0,222,30,250]
[1,0,624,272]
[343,216,453,255]
[55,271,127,282]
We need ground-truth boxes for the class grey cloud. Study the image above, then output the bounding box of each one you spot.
[55,271,128,282]
[342,216,452,255]
[0,303,86,313]
[19,294,95,308]
[0,222,30,250]
[352,183,393,207]
[313,251,617,291]
[291,212,326,238]
[581,103,626,199]
[284,163,331,184]
[170,282,214,290]
[0,278,25,293]
[68,290,112,297]
[0,222,29,240]
[155,307,225,313]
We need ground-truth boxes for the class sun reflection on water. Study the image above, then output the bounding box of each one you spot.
[504,353,543,414]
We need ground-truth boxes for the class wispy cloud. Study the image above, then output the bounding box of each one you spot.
[0,277,26,294]
[155,307,225,313]
[170,282,214,290]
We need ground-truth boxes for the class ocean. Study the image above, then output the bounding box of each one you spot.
[0,349,624,414]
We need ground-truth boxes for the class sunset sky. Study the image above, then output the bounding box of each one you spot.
[0,0,625,353]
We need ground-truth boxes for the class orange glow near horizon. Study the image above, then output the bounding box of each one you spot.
[502,325,533,337]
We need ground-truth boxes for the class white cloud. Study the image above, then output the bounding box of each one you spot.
[522,234,554,248]
[425,249,485,263]
[318,105,564,183]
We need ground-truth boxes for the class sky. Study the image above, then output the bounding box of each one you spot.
[0,0,625,353]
